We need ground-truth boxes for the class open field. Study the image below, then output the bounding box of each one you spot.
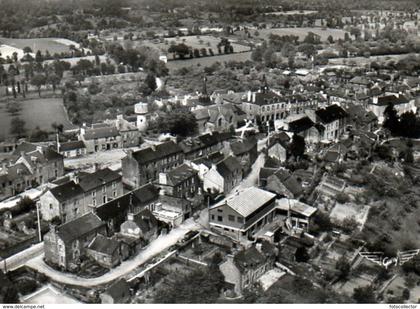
[166,51,252,71]
[143,35,251,55]
[0,97,74,140]
[265,10,318,16]
[0,37,80,54]
[328,53,420,66]
[245,27,349,42]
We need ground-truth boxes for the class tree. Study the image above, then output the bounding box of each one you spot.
[30,74,47,97]
[295,246,310,262]
[289,134,305,159]
[336,256,350,280]
[157,110,198,137]
[399,111,417,138]
[145,74,157,91]
[35,50,43,63]
[10,117,27,138]
[327,35,334,44]
[383,103,399,135]
[352,285,376,303]
[153,267,224,303]
[298,43,317,59]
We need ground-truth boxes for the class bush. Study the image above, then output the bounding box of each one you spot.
[336,192,350,204]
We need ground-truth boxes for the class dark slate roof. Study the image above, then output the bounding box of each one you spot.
[78,168,121,192]
[95,184,159,221]
[371,94,409,106]
[316,104,348,124]
[247,91,283,106]
[233,246,267,272]
[88,234,120,255]
[83,126,120,140]
[270,169,303,196]
[59,140,86,152]
[57,212,105,243]
[230,137,257,156]
[216,156,242,178]
[179,132,232,154]
[127,208,158,234]
[192,152,225,168]
[164,164,197,186]
[49,181,84,202]
[13,142,63,162]
[288,117,314,133]
[131,141,182,165]
[259,167,278,181]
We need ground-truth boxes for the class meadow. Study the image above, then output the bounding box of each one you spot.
[245,27,349,42]
[0,37,79,55]
[0,97,74,140]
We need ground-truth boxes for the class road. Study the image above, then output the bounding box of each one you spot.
[24,218,200,287]
[227,153,266,198]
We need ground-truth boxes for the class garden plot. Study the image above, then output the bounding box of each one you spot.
[329,202,370,230]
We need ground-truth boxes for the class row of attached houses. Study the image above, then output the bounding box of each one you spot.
[40,167,123,223]
[0,142,64,201]
[44,183,161,270]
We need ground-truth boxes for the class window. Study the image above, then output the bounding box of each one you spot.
[237,217,244,223]
[112,181,117,188]
[211,214,215,220]
[217,209,223,212]
[103,196,107,204]
[228,215,235,222]
[113,191,117,197]
[102,186,106,193]
[49,203,53,210]
[217,216,223,222]
[93,199,96,206]
[92,191,96,197]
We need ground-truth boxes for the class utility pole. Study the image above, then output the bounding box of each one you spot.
[36,202,42,242]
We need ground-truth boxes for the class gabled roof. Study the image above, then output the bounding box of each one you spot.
[213,187,276,217]
[316,104,348,124]
[122,208,158,235]
[371,94,409,106]
[95,184,159,221]
[57,212,105,243]
[59,140,86,152]
[247,91,283,106]
[49,181,84,202]
[131,141,182,165]
[179,132,231,154]
[288,116,314,133]
[163,164,197,186]
[78,168,121,192]
[215,156,242,178]
[83,126,120,140]
[268,168,303,197]
[88,234,120,255]
[229,137,257,156]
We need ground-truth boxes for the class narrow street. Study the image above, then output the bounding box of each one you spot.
[226,152,266,198]
[24,218,201,287]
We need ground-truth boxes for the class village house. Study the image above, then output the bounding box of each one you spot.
[219,242,277,295]
[58,140,87,158]
[203,156,242,195]
[276,115,321,144]
[119,207,159,243]
[265,169,303,199]
[95,183,160,235]
[192,103,242,134]
[157,164,200,198]
[106,115,142,148]
[43,212,106,270]
[179,132,232,160]
[223,136,258,173]
[79,124,123,153]
[122,141,184,188]
[186,152,225,181]
[78,167,123,208]
[367,94,417,124]
[305,104,348,142]
[209,187,277,242]
[40,168,123,223]
[86,234,122,269]
[276,198,317,233]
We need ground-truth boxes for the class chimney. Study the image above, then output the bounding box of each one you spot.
[247,90,252,102]
[373,96,378,104]
[159,172,168,185]
[252,92,256,103]
[94,163,100,172]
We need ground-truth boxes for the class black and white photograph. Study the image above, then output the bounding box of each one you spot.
[0,0,420,306]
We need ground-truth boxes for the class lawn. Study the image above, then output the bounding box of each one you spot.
[245,27,349,42]
[166,51,252,71]
[0,37,80,55]
[0,97,74,140]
